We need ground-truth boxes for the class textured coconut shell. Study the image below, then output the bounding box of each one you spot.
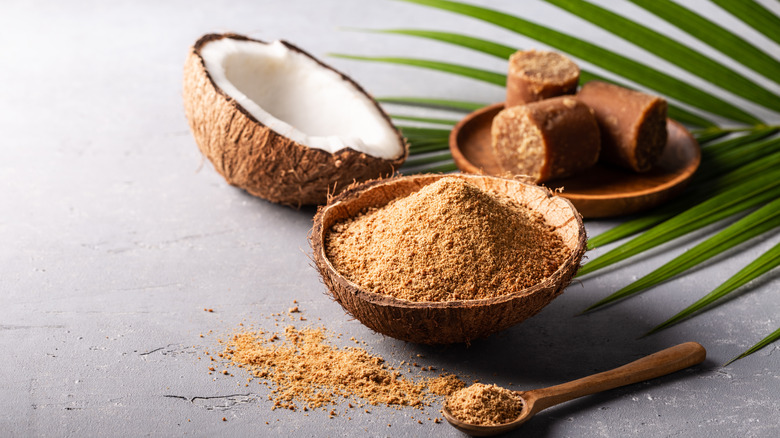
[182,33,407,206]
[310,174,586,344]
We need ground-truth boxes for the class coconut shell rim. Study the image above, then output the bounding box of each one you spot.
[189,32,407,163]
[311,173,587,310]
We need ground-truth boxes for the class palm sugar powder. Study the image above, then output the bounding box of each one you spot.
[326,177,569,302]
[446,383,524,426]
[217,319,465,413]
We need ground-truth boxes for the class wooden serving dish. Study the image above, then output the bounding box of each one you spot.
[310,174,586,344]
[449,103,701,218]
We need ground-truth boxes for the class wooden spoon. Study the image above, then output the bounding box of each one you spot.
[442,342,706,436]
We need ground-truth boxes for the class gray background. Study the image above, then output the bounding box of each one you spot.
[1,0,778,436]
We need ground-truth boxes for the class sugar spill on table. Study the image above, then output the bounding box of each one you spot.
[200,304,466,425]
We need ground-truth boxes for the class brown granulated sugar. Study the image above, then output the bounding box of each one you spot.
[326,177,569,302]
[214,309,465,415]
[446,383,524,426]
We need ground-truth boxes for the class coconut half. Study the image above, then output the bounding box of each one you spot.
[311,174,587,344]
[183,33,407,206]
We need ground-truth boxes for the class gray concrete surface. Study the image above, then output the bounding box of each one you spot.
[1,0,778,436]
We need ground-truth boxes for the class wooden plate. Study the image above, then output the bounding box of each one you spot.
[449,102,701,218]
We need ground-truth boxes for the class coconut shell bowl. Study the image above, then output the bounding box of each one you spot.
[310,174,586,344]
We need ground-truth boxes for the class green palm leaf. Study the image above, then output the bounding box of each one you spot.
[406,137,448,147]
[700,129,779,160]
[588,130,780,249]
[587,131,780,249]
[697,150,780,192]
[368,0,779,362]
[725,327,780,366]
[693,130,731,145]
[401,136,449,148]
[403,160,459,174]
[398,126,452,138]
[377,96,486,111]
[629,0,780,85]
[584,197,780,313]
[401,150,454,167]
[408,141,450,154]
[710,0,780,46]
[389,114,458,126]
[646,241,780,337]
[695,135,780,182]
[578,168,780,276]
[588,141,780,250]
[358,28,516,59]
[397,0,761,124]
[330,54,506,85]
[543,0,780,112]
[359,28,714,127]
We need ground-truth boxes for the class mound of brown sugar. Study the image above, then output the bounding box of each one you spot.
[446,383,524,426]
[326,177,569,302]
[218,322,465,413]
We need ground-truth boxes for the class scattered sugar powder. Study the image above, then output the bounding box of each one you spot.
[211,311,465,415]
[326,177,569,302]
[426,373,467,396]
[446,383,524,426]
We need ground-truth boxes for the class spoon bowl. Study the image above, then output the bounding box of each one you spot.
[442,395,532,437]
[443,342,706,436]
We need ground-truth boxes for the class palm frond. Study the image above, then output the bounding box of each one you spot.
[693,130,732,145]
[543,0,780,112]
[694,141,780,184]
[401,150,454,167]
[629,0,780,85]
[645,241,780,337]
[397,0,762,124]
[408,141,450,154]
[579,168,780,276]
[354,27,715,127]
[330,53,506,85]
[588,141,780,249]
[725,327,780,366]
[583,197,780,313]
[700,128,779,160]
[359,0,779,363]
[389,114,458,126]
[709,0,780,46]
[402,160,458,174]
[398,126,452,138]
[376,96,486,112]
[355,28,516,59]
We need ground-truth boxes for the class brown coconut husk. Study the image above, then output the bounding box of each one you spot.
[310,174,587,344]
[182,33,407,207]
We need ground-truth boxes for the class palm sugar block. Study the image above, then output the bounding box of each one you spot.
[577,81,668,172]
[491,96,600,183]
[506,50,580,107]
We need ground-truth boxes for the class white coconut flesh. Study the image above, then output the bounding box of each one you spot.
[199,38,403,160]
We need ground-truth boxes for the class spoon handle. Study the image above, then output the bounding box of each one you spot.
[525,342,706,413]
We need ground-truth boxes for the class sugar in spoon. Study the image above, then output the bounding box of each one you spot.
[442,342,706,436]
